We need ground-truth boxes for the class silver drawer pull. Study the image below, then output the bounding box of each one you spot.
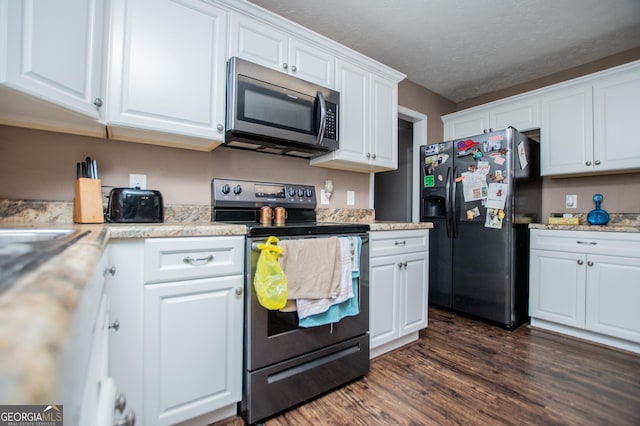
[576,241,597,245]
[183,254,214,265]
[394,240,406,246]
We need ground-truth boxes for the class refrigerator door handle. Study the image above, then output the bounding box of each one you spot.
[444,166,452,238]
[451,166,459,238]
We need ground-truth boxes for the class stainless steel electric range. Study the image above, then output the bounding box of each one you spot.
[211,178,370,424]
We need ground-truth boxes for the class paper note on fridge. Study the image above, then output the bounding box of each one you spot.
[461,171,488,202]
[517,141,528,170]
[486,183,509,209]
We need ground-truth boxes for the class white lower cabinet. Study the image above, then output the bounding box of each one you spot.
[529,230,640,353]
[144,275,243,426]
[369,229,429,358]
[109,236,244,426]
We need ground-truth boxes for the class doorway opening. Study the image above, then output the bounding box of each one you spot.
[372,106,427,222]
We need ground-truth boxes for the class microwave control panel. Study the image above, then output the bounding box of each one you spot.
[324,102,337,139]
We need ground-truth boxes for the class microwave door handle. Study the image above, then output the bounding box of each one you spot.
[315,91,327,145]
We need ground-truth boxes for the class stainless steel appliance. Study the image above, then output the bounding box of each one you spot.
[211,178,369,424]
[420,127,542,329]
[225,57,339,158]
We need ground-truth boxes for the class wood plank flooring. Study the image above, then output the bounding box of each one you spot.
[216,307,640,425]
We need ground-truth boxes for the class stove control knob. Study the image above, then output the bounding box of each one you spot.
[297,188,304,197]
[304,189,313,198]
[233,185,242,195]
[287,187,296,197]
[221,184,231,195]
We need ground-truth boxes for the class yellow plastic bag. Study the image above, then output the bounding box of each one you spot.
[253,236,288,310]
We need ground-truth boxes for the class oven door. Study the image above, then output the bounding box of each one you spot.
[245,233,369,372]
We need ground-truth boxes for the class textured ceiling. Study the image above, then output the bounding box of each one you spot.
[247,0,640,103]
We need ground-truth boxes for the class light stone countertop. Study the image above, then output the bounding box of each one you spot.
[529,223,640,233]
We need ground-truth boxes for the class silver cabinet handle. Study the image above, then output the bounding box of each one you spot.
[291,65,297,72]
[395,240,406,246]
[109,320,120,332]
[366,153,371,158]
[577,259,584,265]
[216,124,223,132]
[93,97,103,107]
[282,62,288,70]
[586,161,592,166]
[403,262,408,268]
[114,410,135,426]
[577,241,597,245]
[594,160,601,166]
[587,260,594,267]
[397,262,403,268]
[372,153,377,159]
[235,287,243,296]
[108,266,116,276]
[183,255,214,265]
[115,393,126,414]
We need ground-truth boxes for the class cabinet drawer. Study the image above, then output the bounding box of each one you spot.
[370,230,429,257]
[531,230,640,257]
[144,236,244,283]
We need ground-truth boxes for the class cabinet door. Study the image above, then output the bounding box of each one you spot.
[586,255,640,343]
[400,252,429,335]
[334,59,369,161]
[228,12,287,72]
[108,240,145,425]
[490,98,540,132]
[4,0,105,119]
[107,0,227,148]
[444,111,490,140]
[540,84,593,175]
[288,38,334,87]
[369,73,398,172]
[144,275,243,426]
[369,255,400,348]
[529,249,586,327]
[593,70,640,173]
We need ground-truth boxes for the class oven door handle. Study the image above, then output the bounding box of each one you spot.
[315,91,327,146]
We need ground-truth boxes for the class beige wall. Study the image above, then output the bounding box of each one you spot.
[543,173,640,217]
[0,125,369,207]
[398,79,456,144]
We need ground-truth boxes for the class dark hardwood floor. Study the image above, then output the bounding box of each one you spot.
[217,307,640,425]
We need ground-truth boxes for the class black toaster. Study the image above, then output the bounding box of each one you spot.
[106,188,164,223]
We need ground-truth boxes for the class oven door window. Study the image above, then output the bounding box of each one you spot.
[237,75,315,134]
[267,310,300,336]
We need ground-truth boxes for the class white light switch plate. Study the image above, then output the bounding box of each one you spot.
[566,194,577,209]
[347,191,355,206]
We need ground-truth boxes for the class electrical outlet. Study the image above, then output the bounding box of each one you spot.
[347,191,355,206]
[566,194,577,209]
[129,174,147,189]
[320,189,330,205]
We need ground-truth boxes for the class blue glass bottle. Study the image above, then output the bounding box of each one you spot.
[587,193,610,225]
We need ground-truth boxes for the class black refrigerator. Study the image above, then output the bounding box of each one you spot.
[420,127,542,329]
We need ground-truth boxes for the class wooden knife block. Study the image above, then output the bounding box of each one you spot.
[73,178,104,223]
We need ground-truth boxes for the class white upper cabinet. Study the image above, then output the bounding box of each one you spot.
[592,70,640,172]
[540,84,594,175]
[0,0,106,137]
[228,13,334,88]
[443,97,540,141]
[106,0,227,150]
[311,60,400,173]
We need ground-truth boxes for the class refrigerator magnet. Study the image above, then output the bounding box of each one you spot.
[466,207,481,220]
[485,208,505,229]
[477,161,490,175]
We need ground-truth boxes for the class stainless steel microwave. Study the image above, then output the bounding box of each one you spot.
[224,57,339,158]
